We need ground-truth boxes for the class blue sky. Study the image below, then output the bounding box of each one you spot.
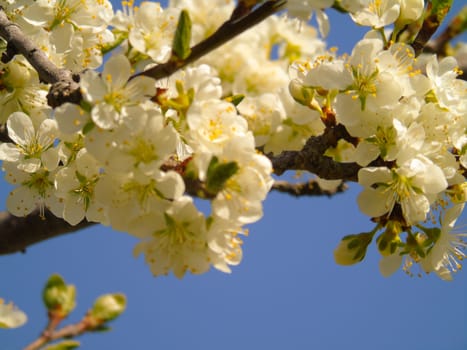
[1,1,466,349]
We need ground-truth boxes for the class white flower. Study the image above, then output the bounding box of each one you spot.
[133,196,210,278]
[0,112,59,173]
[2,162,63,218]
[425,55,467,115]
[0,58,49,123]
[55,103,91,135]
[285,0,334,36]
[80,54,156,129]
[424,204,467,281]
[54,149,105,225]
[94,171,184,234]
[211,135,273,224]
[0,299,27,329]
[162,64,223,101]
[358,156,448,224]
[21,0,113,71]
[129,2,179,63]
[350,0,401,28]
[105,110,178,175]
[206,218,247,274]
[169,0,234,42]
[22,0,113,33]
[237,93,284,147]
[264,89,325,154]
[186,99,248,154]
[398,0,424,23]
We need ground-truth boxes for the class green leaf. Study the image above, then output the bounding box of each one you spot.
[205,156,239,195]
[224,94,245,106]
[81,120,95,134]
[172,9,192,60]
[44,340,80,350]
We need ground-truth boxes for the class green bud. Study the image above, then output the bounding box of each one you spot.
[334,232,373,266]
[89,293,126,324]
[42,274,76,317]
[377,231,401,257]
[288,80,315,106]
[172,9,192,60]
[205,156,239,195]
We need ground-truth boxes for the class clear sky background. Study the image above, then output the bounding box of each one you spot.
[1,1,466,349]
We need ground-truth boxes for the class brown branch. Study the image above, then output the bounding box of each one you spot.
[268,124,361,181]
[0,123,11,142]
[0,209,94,255]
[0,7,81,107]
[271,179,348,197]
[134,0,287,81]
[424,5,467,56]
[411,2,452,56]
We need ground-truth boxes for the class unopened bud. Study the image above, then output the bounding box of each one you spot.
[89,293,126,324]
[334,232,373,265]
[288,79,315,106]
[42,274,76,318]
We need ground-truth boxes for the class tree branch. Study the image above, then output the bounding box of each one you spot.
[268,124,361,181]
[271,179,348,197]
[134,0,287,80]
[0,209,94,255]
[0,7,81,107]
[424,5,467,57]
[411,2,452,56]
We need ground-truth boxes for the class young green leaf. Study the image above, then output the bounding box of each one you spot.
[172,9,192,60]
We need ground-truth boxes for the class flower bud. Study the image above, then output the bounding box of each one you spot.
[377,231,402,257]
[89,293,126,325]
[376,222,402,256]
[288,79,315,106]
[334,232,373,265]
[398,0,424,23]
[42,274,76,318]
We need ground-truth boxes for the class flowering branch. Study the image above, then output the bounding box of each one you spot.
[135,0,287,80]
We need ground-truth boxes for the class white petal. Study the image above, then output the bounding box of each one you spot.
[357,187,393,217]
[63,199,86,226]
[17,158,41,173]
[379,254,402,277]
[0,143,21,162]
[6,112,34,146]
[7,186,37,217]
[41,148,59,171]
[103,55,131,90]
[358,167,392,186]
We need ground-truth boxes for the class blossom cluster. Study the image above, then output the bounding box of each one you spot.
[0,0,465,280]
